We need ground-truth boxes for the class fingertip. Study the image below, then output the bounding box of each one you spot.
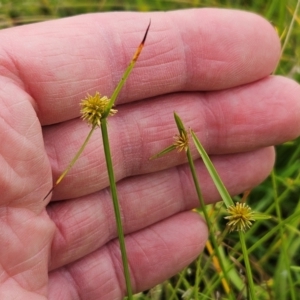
[275,76,300,138]
[169,8,281,89]
[254,75,300,142]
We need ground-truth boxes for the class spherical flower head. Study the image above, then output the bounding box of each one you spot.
[80,92,117,127]
[173,131,189,152]
[225,202,255,232]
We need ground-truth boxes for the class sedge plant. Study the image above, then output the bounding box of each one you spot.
[151,112,271,299]
[44,21,151,300]
[151,113,236,299]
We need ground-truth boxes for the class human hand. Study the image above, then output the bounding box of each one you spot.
[0,9,299,299]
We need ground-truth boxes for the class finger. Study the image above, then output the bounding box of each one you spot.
[43,75,300,199]
[47,147,274,269]
[0,9,279,125]
[48,212,207,299]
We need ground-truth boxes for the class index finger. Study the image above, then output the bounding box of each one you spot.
[0,9,280,125]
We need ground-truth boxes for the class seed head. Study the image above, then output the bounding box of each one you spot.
[173,131,189,152]
[80,92,117,126]
[225,202,255,232]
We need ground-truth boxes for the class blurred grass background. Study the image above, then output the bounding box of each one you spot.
[1,0,299,299]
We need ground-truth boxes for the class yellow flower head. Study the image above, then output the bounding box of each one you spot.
[173,131,189,152]
[225,202,255,232]
[80,92,117,127]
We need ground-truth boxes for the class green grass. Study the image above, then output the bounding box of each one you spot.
[2,0,300,299]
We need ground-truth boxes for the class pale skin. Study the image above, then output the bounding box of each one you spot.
[0,8,300,299]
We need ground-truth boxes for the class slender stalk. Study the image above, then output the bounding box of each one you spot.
[194,255,202,300]
[186,148,235,298]
[100,118,133,299]
[238,232,256,300]
[96,22,150,298]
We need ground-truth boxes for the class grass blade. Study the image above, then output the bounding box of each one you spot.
[191,130,234,208]
[43,125,96,200]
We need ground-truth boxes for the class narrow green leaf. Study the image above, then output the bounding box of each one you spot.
[191,130,234,208]
[252,213,272,220]
[43,125,96,200]
[149,145,177,160]
[291,266,300,272]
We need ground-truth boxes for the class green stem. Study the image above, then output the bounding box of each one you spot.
[186,148,235,300]
[172,113,235,299]
[238,232,256,300]
[103,60,136,119]
[100,118,133,299]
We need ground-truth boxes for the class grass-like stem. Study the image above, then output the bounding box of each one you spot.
[173,113,235,299]
[101,118,133,299]
[238,232,257,300]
